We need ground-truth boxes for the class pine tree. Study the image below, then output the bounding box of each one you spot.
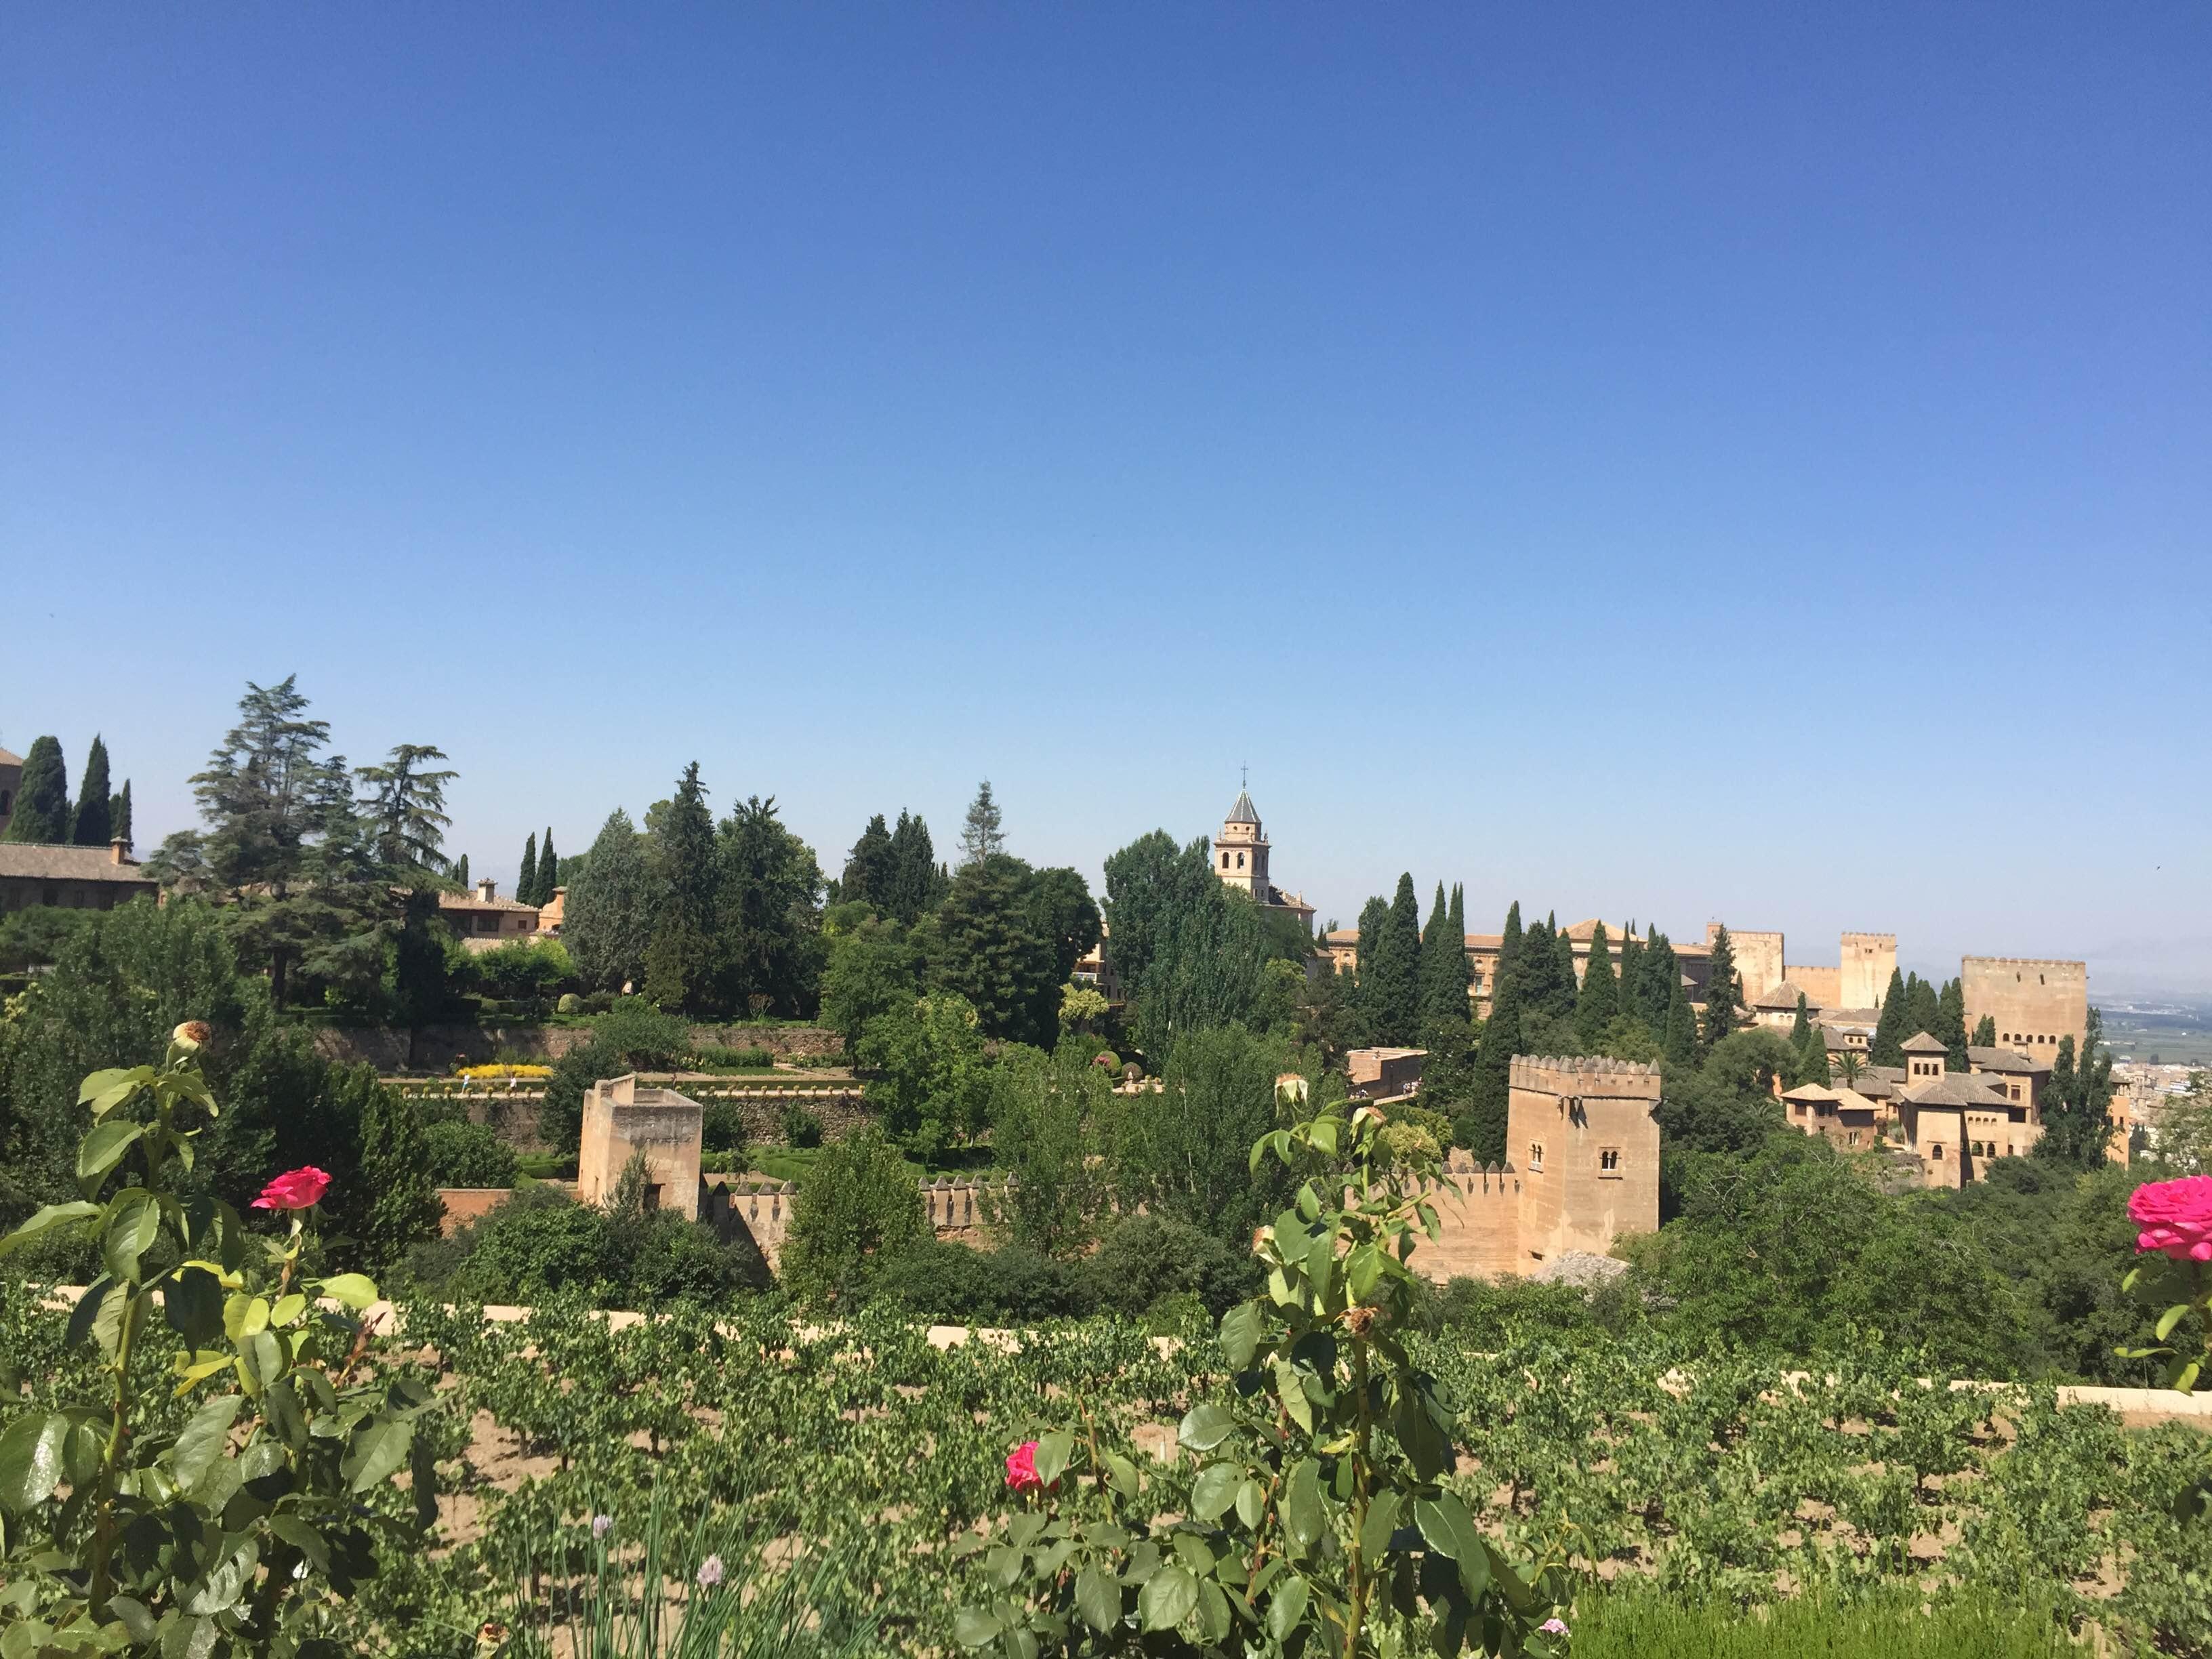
[1702,925,1743,1048]
[70,734,112,845]
[537,827,558,903]
[1868,969,1910,1065]
[1936,977,1970,1071]
[1971,1015,1996,1048]
[1364,874,1423,1045]
[958,781,1005,867]
[1576,921,1617,1052]
[2,736,68,843]
[1461,901,1524,1164]
[109,780,132,848]
[517,833,538,905]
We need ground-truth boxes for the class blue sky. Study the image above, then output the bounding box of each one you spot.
[5,5,2209,991]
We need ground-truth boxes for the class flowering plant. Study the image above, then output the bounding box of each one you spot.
[0,1033,437,1654]
[2120,1176,2212,1393]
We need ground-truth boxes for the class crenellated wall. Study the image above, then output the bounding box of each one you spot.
[1507,1055,1662,1271]
[1416,1154,1524,1279]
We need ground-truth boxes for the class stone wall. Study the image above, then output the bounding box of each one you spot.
[1508,1054,1662,1269]
[1414,1156,1524,1279]
[1711,926,1785,1004]
[1839,933,1898,1012]
[1786,966,1841,1009]
[714,1174,1011,1270]
[580,1076,706,1220]
[310,1022,845,1071]
[1961,957,2087,1063]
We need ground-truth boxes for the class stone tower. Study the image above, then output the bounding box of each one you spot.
[1507,1056,1662,1267]
[1839,933,1897,1010]
[1215,787,1270,899]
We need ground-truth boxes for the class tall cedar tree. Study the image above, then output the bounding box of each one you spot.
[2036,1010,2116,1167]
[1616,925,1645,1028]
[537,827,558,903]
[109,781,132,848]
[1576,922,1618,1051]
[1461,901,1523,1163]
[70,734,112,845]
[1937,978,1970,1071]
[1868,968,1911,1065]
[642,762,720,1011]
[842,813,895,909]
[1702,925,1744,1048]
[1972,1015,1997,1048]
[517,833,538,906]
[934,855,1065,1048]
[1362,874,1423,1045]
[958,780,1005,867]
[3,736,68,843]
[355,744,458,874]
[885,811,946,923]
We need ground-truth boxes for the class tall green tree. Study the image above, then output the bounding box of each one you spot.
[1616,924,1646,1027]
[1108,1023,1302,1248]
[1702,925,1744,1048]
[563,808,655,993]
[1937,977,1970,1071]
[1904,973,1942,1045]
[1640,928,1683,1028]
[715,793,827,1017]
[987,1039,1117,1257]
[857,991,994,1159]
[842,813,896,909]
[1787,994,1830,1086]
[820,915,919,1049]
[1576,922,1618,1051]
[1868,968,1911,1065]
[1359,874,1422,1046]
[2036,1011,2116,1168]
[1102,831,1290,1054]
[536,827,558,903]
[355,743,457,875]
[642,761,719,1011]
[69,734,112,846]
[1664,981,1700,1065]
[1418,880,1473,1032]
[884,810,946,923]
[1972,1014,1997,1048]
[1461,901,1523,1164]
[108,781,132,849]
[958,779,1005,867]
[453,853,470,889]
[933,855,1063,1047]
[516,833,538,904]
[781,1124,930,1305]
[2,737,68,843]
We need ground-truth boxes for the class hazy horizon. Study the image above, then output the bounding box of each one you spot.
[7,7,2207,996]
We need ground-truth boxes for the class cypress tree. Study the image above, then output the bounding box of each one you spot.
[110,780,132,848]
[1443,883,1471,1020]
[1364,874,1423,1045]
[1905,974,1942,1044]
[70,734,112,845]
[1702,925,1743,1048]
[1664,982,1698,1065]
[454,853,470,890]
[537,828,558,902]
[517,834,538,906]
[1553,926,1580,1023]
[2,737,68,843]
[1936,977,1970,1071]
[886,811,946,923]
[1788,992,1811,1057]
[1795,1011,1832,1088]
[1971,1015,1996,1048]
[1576,922,1616,1052]
[1616,924,1645,1028]
[842,814,895,910]
[1462,901,1524,1164]
[1418,880,1469,1030]
[1641,929,1681,1027]
[1868,968,1910,1065]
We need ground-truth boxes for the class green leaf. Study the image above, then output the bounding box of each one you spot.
[1191,1462,1242,1521]
[1273,1357,1314,1433]
[79,1066,152,1117]
[65,1276,112,1353]
[317,1273,379,1311]
[343,1415,413,1494]
[169,1395,243,1498]
[102,1189,159,1284]
[267,1513,330,1573]
[2158,1303,2194,1342]
[164,1266,224,1349]
[1347,1242,1382,1303]
[0,1200,102,1259]
[1267,1572,1311,1642]
[1284,1458,1324,1551]
[265,1376,309,1448]
[951,1609,1002,1648]
[270,1294,308,1328]
[1359,1489,1403,1558]
[77,1120,144,1188]
[1196,1578,1233,1644]
[1235,1477,1265,1528]
[183,1535,260,1615]
[0,1412,70,1513]
[1033,1431,1073,1488]
[2176,1360,2203,1394]
[1178,1402,1236,1452]
[1137,1565,1197,1632]
[1102,1451,1139,1497]
[1218,1302,1263,1371]
[1075,1565,1120,1633]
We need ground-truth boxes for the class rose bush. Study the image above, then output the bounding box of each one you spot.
[2121,1176,2212,1395]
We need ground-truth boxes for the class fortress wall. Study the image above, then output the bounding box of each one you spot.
[1710,926,1784,1003]
[1509,1056,1662,1269]
[1962,957,2087,1060]
[1786,966,1841,1008]
[1420,1158,1525,1281]
[1840,933,1898,1011]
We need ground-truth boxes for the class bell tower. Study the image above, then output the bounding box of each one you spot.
[1216,773,1271,901]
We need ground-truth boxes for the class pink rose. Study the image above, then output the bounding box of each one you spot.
[2130,1177,2212,1264]
[1004,1441,1044,1494]
[251,1166,332,1212]
[1540,1618,1569,1635]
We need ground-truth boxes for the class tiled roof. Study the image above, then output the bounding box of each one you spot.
[1901,1032,1950,1054]
[0,747,21,767]
[1226,789,1258,825]
[0,843,157,883]
[1852,1073,1898,1099]
[438,890,541,916]
[1782,1084,1837,1102]
[1902,1074,2015,1109]
[1969,1046,2043,1074]
[1754,979,1810,1010]
[1463,934,1502,950]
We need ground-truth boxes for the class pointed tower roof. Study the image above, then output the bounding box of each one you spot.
[1226,789,1259,825]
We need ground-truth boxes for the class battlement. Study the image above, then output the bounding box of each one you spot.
[1963,956,2086,974]
[1841,932,1896,945]
[1509,1055,1664,1097]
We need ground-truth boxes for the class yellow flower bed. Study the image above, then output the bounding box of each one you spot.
[454,1063,554,1080]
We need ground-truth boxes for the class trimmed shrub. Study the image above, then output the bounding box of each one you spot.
[1077,1214,1261,1318]
[422,1117,520,1189]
